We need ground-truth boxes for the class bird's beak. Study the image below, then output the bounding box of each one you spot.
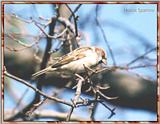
[102,59,107,65]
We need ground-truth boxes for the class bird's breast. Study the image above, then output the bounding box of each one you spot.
[60,54,98,73]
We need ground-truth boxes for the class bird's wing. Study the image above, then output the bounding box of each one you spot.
[51,47,92,68]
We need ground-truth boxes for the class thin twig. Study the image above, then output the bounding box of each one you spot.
[26,87,68,116]
[128,64,156,69]
[96,85,110,90]
[5,109,86,121]
[66,107,74,121]
[102,65,156,72]
[97,90,118,100]
[65,4,80,49]
[57,17,75,34]
[25,97,48,117]
[127,47,156,66]
[73,4,82,14]
[73,80,83,105]
[5,15,47,52]
[12,88,29,114]
[90,93,99,121]
[95,5,116,66]
[7,33,35,47]
[65,4,78,36]
[66,74,84,121]
[34,22,68,39]
[100,101,116,119]
[4,70,72,107]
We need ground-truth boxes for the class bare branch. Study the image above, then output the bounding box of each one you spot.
[7,33,35,47]
[4,70,72,107]
[73,4,82,14]
[25,97,48,118]
[90,93,99,121]
[73,74,84,105]
[97,90,118,100]
[12,88,29,114]
[34,22,68,39]
[95,5,116,66]
[100,101,116,119]
[127,47,156,66]
[66,107,74,121]
[5,109,86,121]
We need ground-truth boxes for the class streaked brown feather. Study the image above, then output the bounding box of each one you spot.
[52,47,92,68]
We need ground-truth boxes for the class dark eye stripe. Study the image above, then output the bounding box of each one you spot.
[98,60,103,64]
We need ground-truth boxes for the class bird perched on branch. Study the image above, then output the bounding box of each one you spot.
[32,46,107,78]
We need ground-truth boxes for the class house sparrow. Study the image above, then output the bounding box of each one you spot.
[32,46,107,78]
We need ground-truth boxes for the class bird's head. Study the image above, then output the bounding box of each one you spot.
[94,47,107,65]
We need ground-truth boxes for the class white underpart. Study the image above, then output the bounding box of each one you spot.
[59,50,99,73]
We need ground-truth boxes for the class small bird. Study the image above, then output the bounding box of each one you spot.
[32,46,107,78]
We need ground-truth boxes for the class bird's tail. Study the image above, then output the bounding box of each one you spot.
[32,66,55,78]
